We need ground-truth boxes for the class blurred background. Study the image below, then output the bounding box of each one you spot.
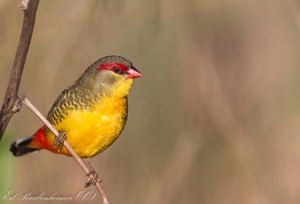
[1,0,300,203]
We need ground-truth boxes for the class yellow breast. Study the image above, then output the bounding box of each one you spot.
[48,96,127,158]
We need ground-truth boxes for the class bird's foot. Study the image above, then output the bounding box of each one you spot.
[53,131,66,147]
[85,170,101,188]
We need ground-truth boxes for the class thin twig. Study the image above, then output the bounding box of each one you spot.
[0,0,40,140]
[20,95,110,204]
[0,1,110,203]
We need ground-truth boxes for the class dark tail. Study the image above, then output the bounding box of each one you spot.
[10,137,40,156]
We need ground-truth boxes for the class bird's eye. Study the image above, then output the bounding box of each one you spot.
[111,66,124,74]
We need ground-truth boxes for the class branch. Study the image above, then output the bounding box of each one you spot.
[0,1,110,203]
[20,95,110,204]
[0,0,40,140]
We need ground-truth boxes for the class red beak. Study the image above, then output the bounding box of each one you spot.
[126,67,142,79]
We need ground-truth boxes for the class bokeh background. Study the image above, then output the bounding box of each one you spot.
[1,0,300,203]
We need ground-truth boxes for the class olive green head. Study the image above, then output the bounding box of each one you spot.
[76,55,142,97]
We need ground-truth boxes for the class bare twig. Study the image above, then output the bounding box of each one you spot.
[0,0,40,140]
[20,95,110,204]
[0,2,110,203]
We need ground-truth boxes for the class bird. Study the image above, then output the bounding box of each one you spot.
[10,55,142,158]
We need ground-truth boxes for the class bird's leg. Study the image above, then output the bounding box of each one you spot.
[53,131,66,147]
[83,158,101,187]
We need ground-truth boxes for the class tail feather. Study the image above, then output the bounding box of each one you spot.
[10,137,40,156]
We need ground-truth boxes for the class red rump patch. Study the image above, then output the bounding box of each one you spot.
[98,62,129,73]
[29,126,46,148]
[29,126,52,149]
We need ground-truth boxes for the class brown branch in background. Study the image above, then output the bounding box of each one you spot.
[0,0,40,140]
[20,95,110,204]
[0,1,110,203]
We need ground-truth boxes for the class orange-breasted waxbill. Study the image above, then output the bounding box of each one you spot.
[10,55,142,158]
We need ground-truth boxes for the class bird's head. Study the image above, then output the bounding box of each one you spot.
[79,55,142,97]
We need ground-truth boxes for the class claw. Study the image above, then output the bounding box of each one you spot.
[53,131,66,147]
[85,171,100,187]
